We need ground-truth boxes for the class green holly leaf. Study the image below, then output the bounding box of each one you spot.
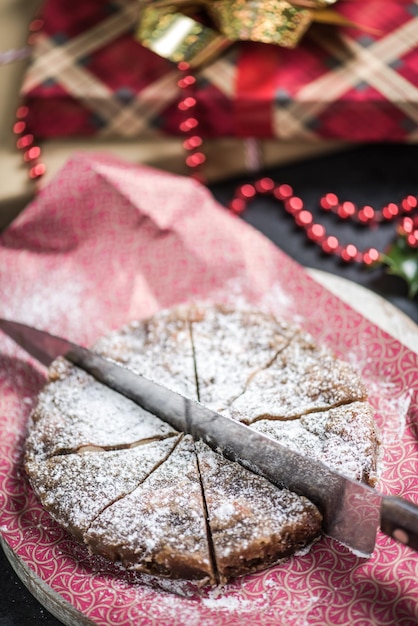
[380,236,418,299]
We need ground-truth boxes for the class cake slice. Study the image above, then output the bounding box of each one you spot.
[190,305,296,410]
[251,401,380,486]
[25,436,180,540]
[225,330,368,424]
[93,306,198,399]
[25,358,178,459]
[84,436,216,585]
[195,440,322,583]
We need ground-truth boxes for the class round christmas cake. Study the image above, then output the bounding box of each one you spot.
[24,305,381,586]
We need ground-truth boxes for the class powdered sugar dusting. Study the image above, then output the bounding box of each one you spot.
[365,380,411,446]
[93,307,198,400]
[340,346,412,447]
[196,439,322,583]
[221,330,367,426]
[252,402,379,486]
[25,360,177,458]
[190,305,297,409]
[85,436,215,583]
[25,304,380,591]
[25,437,179,538]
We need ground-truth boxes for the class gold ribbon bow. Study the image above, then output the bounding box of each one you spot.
[137,0,351,66]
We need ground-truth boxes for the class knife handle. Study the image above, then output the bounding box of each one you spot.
[380,495,418,552]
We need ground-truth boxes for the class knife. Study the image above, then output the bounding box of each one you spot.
[1,318,418,557]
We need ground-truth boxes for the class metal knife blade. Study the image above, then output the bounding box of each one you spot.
[1,318,418,556]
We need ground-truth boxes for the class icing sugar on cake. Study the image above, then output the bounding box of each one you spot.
[24,304,381,586]
[25,437,179,540]
[224,332,369,423]
[93,307,198,400]
[195,440,322,583]
[25,358,177,458]
[189,306,297,410]
[85,435,215,584]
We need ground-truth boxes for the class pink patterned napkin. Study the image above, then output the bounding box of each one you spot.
[0,153,417,626]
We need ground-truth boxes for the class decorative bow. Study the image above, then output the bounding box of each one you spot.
[136,0,356,66]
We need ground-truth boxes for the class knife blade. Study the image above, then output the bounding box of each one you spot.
[1,317,418,557]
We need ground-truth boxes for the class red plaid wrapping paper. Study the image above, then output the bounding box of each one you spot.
[22,0,418,142]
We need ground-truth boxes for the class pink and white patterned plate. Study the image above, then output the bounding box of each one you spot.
[1,154,417,626]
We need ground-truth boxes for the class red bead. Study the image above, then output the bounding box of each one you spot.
[407,233,418,248]
[177,61,190,72]
[382,202,399,220]
[179,117,199,132]
[307,223,326,242]
[24,146,41,161]
[178,96,196,111]
[340,244,358,262]
[255,177,275,193]
[273,184,293,200]
[239,184,256,199]
[185,152,206,167]
[29,163,46,178]
[337,201,356,219]
[13,121,26,134]
[16,134,34,149]
[321,236,339,254]
[399,217,414,235]
[229,198,246,214]
[295,209,313,227]
[320,193,339,210]
[183,136,202,150]
[401,195,417,212]
[362,247,380,265]
[358,205,375,223]
[16,106,29,119]
[177,75,196,88]
[284,196,303,215]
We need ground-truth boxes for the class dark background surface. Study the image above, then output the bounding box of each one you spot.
[1,142,417,626]
[211,143,418,325]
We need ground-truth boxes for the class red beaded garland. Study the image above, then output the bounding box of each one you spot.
[177,61,206,183]
[337,201,355,219]
[274,184,293,201]
[166,34,418,264]
[13,17,46,187]
[320,193,338,211]
[340,244,358,262]
[223,177,418,264]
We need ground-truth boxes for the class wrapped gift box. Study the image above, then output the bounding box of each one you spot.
[21,0,418,143]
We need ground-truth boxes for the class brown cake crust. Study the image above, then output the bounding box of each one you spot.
[219,331,369,423]
[24,304,381,585]
[25,437,180,541]
[195,440,322,583]
[25,358,177,460]
[85,436,216,584]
